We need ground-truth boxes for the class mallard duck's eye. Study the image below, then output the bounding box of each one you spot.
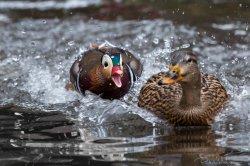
[187,58,197,64]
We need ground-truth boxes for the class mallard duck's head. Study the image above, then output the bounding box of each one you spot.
[162,50,200,85]
[101,53,123,88]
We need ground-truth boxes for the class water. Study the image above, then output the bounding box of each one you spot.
[0,0,250,165]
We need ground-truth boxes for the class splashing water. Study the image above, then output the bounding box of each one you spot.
[0,17,249,124]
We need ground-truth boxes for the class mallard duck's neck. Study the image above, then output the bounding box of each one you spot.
[179,76,201,109]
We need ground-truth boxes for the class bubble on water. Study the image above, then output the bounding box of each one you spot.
[42,20,46,24]
[34,55,41,59]
[31,41,36,46]
[231,57,239,64]
[68,41,75,46]
[181,43,190,48]
[164,39,171,49]
[12,56,19,62]
[229,123,233,130]
[54,75,60,81]
[153,38,159,44]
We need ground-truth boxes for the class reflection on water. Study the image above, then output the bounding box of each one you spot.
[0,0,250,165]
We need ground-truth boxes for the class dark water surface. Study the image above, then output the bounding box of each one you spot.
[0,0,250,165]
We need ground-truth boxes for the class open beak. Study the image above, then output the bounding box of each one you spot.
[111,66,123,88]
[161,64,183,85]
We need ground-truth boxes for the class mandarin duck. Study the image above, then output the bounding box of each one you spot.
[138,50,228,126]
[68,42,143,99]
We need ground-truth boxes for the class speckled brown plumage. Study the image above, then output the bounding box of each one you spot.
[138,50,228,126]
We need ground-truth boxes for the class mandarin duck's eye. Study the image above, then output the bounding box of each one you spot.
[104,61,109,67]
[102,54,112,69]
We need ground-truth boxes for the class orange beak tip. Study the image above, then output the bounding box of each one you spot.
[161,77,176,85]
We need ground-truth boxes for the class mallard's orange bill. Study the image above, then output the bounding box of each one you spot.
[161,77,177,84]
[161,75,183,85]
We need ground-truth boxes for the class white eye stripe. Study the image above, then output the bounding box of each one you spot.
[120,54,122,66]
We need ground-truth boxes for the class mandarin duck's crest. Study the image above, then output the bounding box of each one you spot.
[68,41,143,99]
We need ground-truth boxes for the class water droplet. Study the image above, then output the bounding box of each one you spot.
[182,12,185,15]
[153,38,159,44]
[123,95,128,101]
[181,44,190,48]
[12,56,19,62]
[31,41,36,46]
[164,39,171,48]
[239,3,242,7]
[14,82,18,86]
[34,55,41,59]
[68,41,75,46]
[55,75,60,81]
[229,123,233,130]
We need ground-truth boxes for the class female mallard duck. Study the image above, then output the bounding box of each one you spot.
[68,42,143,99]
[138,50,228,126]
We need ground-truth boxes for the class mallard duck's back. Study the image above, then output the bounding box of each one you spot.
[200,73,228,117]
[138,72,182,120]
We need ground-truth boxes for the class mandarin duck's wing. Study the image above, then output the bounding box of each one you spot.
[70,49,103,93]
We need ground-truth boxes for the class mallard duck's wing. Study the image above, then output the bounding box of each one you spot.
[201,73,228,116]
[138,72,182,119]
